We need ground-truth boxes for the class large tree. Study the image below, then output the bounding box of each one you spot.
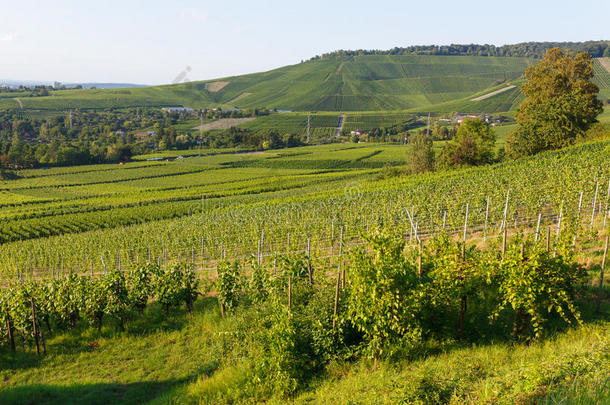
[507,48,603,158]
[440,118,495,167]
[405,130,435,174]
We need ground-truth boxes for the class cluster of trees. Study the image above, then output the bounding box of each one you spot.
[406,118,496,174]
[203,127,303,149]
[406,48,605,174]
[311,41,610,60]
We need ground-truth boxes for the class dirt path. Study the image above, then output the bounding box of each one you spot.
[13,98,23,109]
[226,92,252,105]
[335,114,345,137]
[470,85,516,102]
[192,117,255,131]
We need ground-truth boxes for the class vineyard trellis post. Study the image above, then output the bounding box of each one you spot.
[501,189,510,233]
[30,297,40,356]
[596,235,609,314]
[484,197,490,241]
[463,203,469,243]
[333,263,341,332]
[307,236,312,284]
[591,181,599,228]
[340,226,345,289]
[288,276,292,309]
[554,201,564,257]
[535,213,542,243]
[502,227,507,259]
[4,309,15,352]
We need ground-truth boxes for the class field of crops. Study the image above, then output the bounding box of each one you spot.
[237,113,341,137]
[0,137,609,282]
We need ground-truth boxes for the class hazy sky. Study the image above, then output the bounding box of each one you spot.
[1,0,608,84]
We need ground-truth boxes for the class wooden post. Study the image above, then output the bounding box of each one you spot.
[501,189,510,232]
[288,276,292,309]
[260,229,265,265]
[442,210,447,231]
[273,253,277,276]
[534,213,542,243]
[591,181,599,228]
[502,227,507,259]
[418,240,423,277]
[307,236,312,284]
[200,238,204,263]
[575,191,584,224]
[483,197,490,241]
[546,227,551,252]
[31,298,40,356]
[333,264,341,332]
[101,255,106,274]
[340,227,345,289]
[555,201,564,257]
[5,309,15,352]
[330,219,335,257]
[596,235,609,313]
[463,203,469,243]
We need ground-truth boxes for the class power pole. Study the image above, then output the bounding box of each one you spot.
[306,115,311,143]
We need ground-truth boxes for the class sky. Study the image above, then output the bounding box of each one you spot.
[1,0,609,85]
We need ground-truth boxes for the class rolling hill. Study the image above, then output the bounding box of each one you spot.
[4,53,610,113]
[3,55,533,112]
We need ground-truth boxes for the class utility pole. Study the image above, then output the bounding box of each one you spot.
[306,115,311,143]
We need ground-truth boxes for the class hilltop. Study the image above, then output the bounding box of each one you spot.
[1,41,609,113]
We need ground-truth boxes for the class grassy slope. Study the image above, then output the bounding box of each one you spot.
[5,55,533,112]
[0,295,607,404]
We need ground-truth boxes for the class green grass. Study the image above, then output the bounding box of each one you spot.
[0,294,608,404]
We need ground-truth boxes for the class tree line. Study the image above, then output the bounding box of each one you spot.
[311,41,610,60]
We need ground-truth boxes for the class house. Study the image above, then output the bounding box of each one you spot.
[162,107,194,113]
[350,130,363,136]
[134,131,156,139]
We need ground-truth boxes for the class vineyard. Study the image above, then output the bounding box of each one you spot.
[0,138,609,280]
[1,136,610,403]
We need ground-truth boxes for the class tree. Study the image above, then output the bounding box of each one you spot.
[405,131,435,174]
[507,48,603,158]
[440,119,495,167]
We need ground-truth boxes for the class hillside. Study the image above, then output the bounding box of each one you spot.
[2,55,533,112]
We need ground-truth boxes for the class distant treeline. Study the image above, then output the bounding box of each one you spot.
[310,41,610,60]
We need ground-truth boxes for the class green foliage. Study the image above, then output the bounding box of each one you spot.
[216,260,241,314]
[406,131,435,174]
[125,263,158,313]
[440,119,496,167]
[102,270,129,330]
[348,232,422,358]
[491,239,586,340]
[508,48,604,157]
[152,263,199,313]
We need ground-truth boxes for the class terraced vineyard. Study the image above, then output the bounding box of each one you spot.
[1,139,609,281]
